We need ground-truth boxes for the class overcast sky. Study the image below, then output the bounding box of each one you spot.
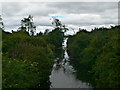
[0,2,118,35]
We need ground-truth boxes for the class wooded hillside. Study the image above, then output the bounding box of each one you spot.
[68,26,120,88]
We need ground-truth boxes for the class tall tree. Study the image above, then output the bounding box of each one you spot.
[52,18,62,28]
[0,15,4,30]
[51,17,69,33]
[20,15,36,35]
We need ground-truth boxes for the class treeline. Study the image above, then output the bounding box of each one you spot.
[67,26,120,88]
[2,27,64,88]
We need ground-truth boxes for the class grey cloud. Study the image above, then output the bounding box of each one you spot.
[1,2,118,31]
[47,2,117,14]
[2,2,58,17]
[2,2,26,16]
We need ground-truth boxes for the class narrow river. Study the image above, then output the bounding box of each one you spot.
[50,37,93,88]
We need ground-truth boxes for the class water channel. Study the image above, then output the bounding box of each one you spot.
[50,37,93,88]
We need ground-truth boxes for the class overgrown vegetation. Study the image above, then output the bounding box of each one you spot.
[68,26,120,88]
[2,26,64,88]
[2,14,119,88]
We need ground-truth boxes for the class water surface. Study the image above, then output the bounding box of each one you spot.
[50,38,92,88]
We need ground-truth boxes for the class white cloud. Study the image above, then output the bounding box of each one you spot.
[1,2,118,35]
[36,26,53,33]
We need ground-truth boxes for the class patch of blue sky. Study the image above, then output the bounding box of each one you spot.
[50,16,67,18]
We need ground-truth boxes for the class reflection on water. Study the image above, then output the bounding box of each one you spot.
[50,38,93,88]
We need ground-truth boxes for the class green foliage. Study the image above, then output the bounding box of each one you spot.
[2,27,64,88]
[2,56,39,88]
[68,26,120,88]
[46,27,64,58]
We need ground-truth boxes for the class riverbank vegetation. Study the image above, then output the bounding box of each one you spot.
[1,14,119,88]
[2,27,64,88]
[68,26,120,88]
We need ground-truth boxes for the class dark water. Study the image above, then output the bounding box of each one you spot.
[49,38,93,88]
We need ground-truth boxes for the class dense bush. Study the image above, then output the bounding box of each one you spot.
[2,56,39,88]
[68,26,120,88]
[46,27,64,58]
[2,28,64,88]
